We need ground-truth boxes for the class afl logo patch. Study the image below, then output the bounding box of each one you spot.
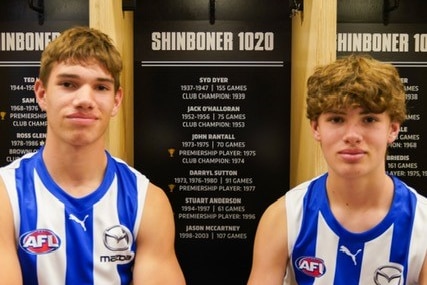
[295,256,326,278]
[19,229,61,255]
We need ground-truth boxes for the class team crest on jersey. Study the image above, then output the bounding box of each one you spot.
[295,256,326,278]
[19,229,61,255]
[373,263,404,285]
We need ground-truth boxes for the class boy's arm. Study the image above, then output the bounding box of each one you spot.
[247,196,288,285]
[0,177,23,284]
[132,183,186,285]
[419,253,427,285]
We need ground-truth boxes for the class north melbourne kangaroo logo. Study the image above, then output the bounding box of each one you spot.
[69,214,89,231]
[339,245,362,265]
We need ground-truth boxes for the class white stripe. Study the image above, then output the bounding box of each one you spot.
[34,170,67,285]
[0,168,20,239]
[286,181,310,253]
[131,170,149,236]
[359,225,393,284]
[0,61,40,67]
[93,175,122,284]
[314,213,339,285]
[140,60,285,67]
[285,180,314,284]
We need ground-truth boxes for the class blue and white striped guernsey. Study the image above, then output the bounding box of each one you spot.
[285,173,427,285]
[0,148,148,285]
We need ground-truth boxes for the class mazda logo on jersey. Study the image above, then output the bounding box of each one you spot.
[295,256,326,278]
[19,229,61,255]
[101,225,134,264]
[103,225,133,251]
[374,263,404,285]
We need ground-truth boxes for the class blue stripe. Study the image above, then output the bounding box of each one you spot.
[15,154,39,285]
[65,209,94,284]
[333,241,363,285]
[389,177,417,282]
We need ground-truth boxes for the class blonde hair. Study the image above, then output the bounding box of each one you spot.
[39,26,123,91]
[306,54,406,123]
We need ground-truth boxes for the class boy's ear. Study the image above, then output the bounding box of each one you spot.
[111,87,123,117]
[310,120,321,141]
[34,79,47,111]
[387,122,400,144]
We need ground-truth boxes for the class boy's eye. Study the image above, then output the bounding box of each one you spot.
[96,85,109,91]
[328,116,344,123]
[61,82,74,88]
[364,116,377,123]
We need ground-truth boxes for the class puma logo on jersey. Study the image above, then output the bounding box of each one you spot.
[339,245,362,265]
[69,214,89,231]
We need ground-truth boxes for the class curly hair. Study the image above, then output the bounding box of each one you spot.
[39,26,123,92]
[306,54,406,124]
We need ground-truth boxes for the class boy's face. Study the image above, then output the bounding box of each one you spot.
[34,60,123,147]
[310,107,400,178]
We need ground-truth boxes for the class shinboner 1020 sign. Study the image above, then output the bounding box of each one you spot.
[133,1,291,284]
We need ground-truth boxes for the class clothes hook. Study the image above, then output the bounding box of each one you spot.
[210,0,215,25]
[289,0,303,18]
[28,0,44,25]
[383,0,399,25]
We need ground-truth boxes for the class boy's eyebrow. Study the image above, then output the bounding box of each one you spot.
[56,73,78,79]
[325,108,374,115]
[56,73,114,84]
[96,77,115,84]
[324,109,345,114]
